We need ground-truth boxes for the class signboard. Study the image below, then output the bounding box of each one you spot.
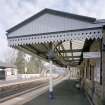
[83,52,100,59]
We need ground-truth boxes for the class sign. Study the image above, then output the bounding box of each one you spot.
[83,52,100,58]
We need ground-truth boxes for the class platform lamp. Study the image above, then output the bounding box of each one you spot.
[47,49,55,100]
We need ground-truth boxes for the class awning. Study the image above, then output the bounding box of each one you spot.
[6,8,104,67]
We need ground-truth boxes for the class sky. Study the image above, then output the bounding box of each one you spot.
[0,0,105,62]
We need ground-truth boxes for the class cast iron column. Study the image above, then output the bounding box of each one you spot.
[47,43,55,100]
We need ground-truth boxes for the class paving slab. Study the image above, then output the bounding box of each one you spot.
[24,80,91,105]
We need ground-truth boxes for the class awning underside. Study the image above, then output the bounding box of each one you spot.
[13,39,89,67]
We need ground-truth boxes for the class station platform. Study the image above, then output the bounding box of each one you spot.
[0,78,47,87]
[24,80,91,105]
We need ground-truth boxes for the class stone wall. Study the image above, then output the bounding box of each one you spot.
[80,39,104,105]
[102,30,105,104]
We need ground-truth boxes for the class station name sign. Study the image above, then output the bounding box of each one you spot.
[83,52,100,58]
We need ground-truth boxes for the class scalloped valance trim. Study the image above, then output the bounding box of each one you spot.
[8,28,102,46]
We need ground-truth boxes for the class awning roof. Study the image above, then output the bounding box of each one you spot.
[7,8,97,33]
[6,8,104,67]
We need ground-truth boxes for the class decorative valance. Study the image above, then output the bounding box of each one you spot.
[8,27,102,47]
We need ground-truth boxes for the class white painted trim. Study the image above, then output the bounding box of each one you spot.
[8,28,102,46]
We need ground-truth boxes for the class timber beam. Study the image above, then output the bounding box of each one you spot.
[59,49,82,53]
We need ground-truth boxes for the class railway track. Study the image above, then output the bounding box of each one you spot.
[0,80,48,103]
[0,76,64,104]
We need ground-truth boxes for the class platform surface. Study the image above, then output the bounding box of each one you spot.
[0,78,47,87]
[24,80,90,105]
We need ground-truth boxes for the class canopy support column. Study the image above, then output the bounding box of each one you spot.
[49,60,53,99]
[47,43,55,100]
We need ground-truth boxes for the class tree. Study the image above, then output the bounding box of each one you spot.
[27,55,43,74]
[4,49,17,65]
[14,51,45,74]
[15,51,25,74]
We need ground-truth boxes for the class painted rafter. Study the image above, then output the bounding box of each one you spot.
[64,56,80,58]
[59,49,82,53]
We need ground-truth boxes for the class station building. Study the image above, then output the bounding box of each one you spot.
[6,8,105,105]
[80,39,104,105]
[0,61,17,80]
